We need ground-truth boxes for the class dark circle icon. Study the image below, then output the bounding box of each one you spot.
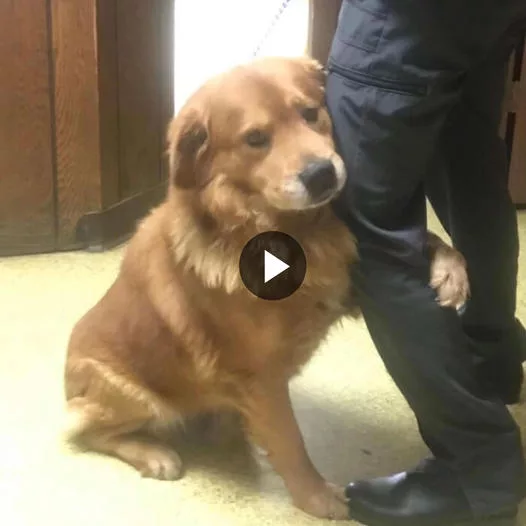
[239,231,307,300]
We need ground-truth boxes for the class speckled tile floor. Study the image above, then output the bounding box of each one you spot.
[0,209,525,526]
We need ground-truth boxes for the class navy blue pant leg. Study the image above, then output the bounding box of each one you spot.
[326,0,526,514]
[424,40,526,400]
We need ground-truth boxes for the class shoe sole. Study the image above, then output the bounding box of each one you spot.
[348,509,517,526]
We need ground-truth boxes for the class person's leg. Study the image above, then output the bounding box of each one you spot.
[326,1,525,523]
[425,37,526,404]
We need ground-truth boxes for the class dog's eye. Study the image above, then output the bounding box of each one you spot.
[301,107,319,124]
[245,129,270,148]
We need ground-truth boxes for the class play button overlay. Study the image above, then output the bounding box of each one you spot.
[239,231,307,300]
[264,250,289,283]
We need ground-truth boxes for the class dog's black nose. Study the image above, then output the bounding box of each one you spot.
[298,159,337,200]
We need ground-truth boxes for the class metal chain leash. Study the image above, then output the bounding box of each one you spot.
[251,0,295,58]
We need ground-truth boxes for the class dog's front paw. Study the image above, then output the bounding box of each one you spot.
[293,481,349,520]
[430,247,470,312]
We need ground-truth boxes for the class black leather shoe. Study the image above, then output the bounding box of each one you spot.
[345,462,518,526]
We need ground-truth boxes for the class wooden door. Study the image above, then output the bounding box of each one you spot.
[0,0,174,256]
[51,0,174,251]
[115,0,174,200]
[0,0,56,255]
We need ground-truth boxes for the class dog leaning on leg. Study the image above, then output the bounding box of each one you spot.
[63,56,469,520]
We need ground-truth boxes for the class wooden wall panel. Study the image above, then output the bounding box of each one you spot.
[508,37,526,206]
[0,0,55,255]
[159,0,175,182]
[0,0,173,256]
[96,0,121,209]
[51,0,103,246]
[116,0,163,198]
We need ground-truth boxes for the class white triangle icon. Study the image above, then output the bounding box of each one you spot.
[264,250,290,283]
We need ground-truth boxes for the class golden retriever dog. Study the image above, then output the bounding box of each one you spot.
[64,56,469,520]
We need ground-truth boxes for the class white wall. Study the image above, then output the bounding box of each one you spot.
[173,0,310,112]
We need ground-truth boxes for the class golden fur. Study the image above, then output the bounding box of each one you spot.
[64,56,469,520]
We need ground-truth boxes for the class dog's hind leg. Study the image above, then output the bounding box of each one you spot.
[64,361,184,480]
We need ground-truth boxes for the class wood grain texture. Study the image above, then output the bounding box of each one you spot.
[509,38,526,205]
[116,0,163,198]
[0,0,56,255]
[52,0,103,247]
[159,0,175,182]
[96,0,121,208]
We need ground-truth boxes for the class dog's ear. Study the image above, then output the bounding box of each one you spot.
[295,56,327,87]
[167,109,210,189]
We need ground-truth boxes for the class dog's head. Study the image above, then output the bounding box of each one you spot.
[167,57,346,220]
